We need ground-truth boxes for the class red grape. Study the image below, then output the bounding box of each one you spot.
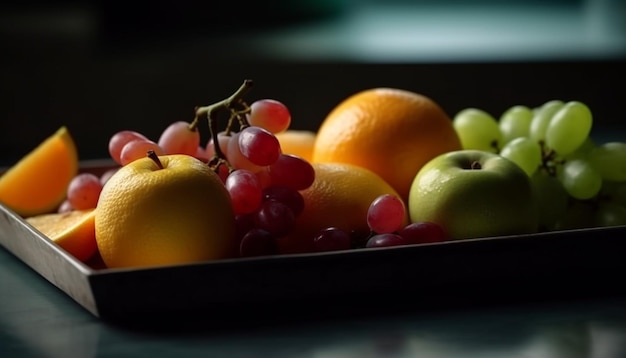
[119,139,165,166]
[239,228,278,257]
[67,173,103,210]
[248,99,291,134]
[225,169,263,214]
[194,146,208,162]
[158,121,200,156]
[108,130,148,165]
[227,131,263,172]
[262,186,305,217]
[255,167,273,189]
[397,222,447,244]
[214,164,230,183]
[238,126,281,166]
[235,214,255,242]
[57,199,73,213]
[366,233,407,248]
[313,227,352,252]
[255,200,295,237]
[367,194,406,234]
[268,154,315,190]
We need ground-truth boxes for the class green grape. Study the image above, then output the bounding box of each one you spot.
[587,142,626,182]
[553,199,596,230]
[529,100,564,144]
[545,101,593,156]
[559,159,602,200]
[562,137,596,161]
[499,105,533,144]
[500,137,542,177]
[595,202,626,227]
[452,108,502,153]
[600,180,626,206]
[530,169,569,231]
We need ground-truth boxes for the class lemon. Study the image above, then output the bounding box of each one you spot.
[95,154,235,268]
[278,162,407,254]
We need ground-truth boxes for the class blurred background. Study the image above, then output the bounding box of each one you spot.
[1,0,625,165]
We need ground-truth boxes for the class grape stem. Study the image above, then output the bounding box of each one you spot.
[539,141,564,176]
[191,79,254,172]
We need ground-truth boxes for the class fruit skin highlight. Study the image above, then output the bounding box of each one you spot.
[95,154,235,268]
[0,126,78,217]
[408,150,538,240]
[312,88,461,203]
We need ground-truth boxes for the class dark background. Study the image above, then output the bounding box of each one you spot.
[1,0,625,165]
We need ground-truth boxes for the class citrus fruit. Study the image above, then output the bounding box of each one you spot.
[274,130,316,162]
[26,209,97,263]
[277,162,407,254]
[0,126,78,217]
[312,88,462,202]
[95,154,235,268]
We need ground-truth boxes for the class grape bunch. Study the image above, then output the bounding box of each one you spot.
[453,100,626,231]
[61,80,316,258]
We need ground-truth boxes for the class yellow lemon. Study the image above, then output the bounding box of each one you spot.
[95,154,235,268]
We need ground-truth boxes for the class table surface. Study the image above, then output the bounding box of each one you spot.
[2,245,626,358]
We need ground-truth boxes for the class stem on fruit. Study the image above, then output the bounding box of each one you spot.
[147,150,164,169]
[470,161,482,170]
[187,116,199,131]
[191,79,254,174]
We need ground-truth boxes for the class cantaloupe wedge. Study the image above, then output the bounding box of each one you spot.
[26,209,97,263]
[0,126,78,217]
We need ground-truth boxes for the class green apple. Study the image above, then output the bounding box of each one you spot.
[408,150,538,240]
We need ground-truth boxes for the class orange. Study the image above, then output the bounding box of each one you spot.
[275,129,316,162]
[25,209,97,263]
[0,126,78,217]
[95,154,235,268]
[278,162,407,254]
[312,88,462,203]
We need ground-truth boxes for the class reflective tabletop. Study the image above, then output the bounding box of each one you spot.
[2,245,626,358]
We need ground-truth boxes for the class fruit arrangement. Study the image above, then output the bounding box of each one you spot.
[0,80,624,269]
